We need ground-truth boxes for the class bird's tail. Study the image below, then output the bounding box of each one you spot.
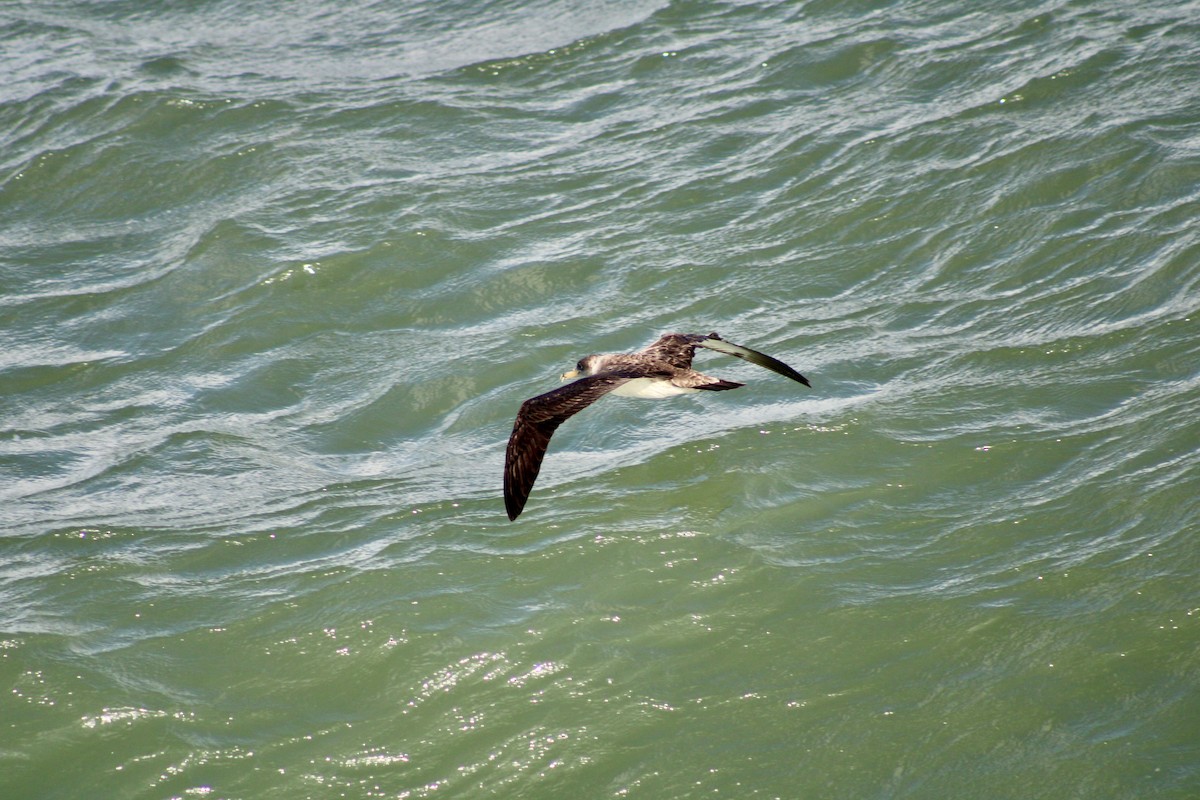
[695,380,743,391]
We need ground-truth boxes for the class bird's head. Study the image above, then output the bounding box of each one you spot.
[560,354,602,381]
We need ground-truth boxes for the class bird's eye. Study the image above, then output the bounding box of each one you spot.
[576,360,586,371]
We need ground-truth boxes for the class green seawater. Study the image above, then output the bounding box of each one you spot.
[2,0,1198,798]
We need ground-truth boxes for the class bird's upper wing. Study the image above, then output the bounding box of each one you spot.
[637,333,712,368]
[644,332,810,386]
[504,371,640,520]
[697,334,810,387]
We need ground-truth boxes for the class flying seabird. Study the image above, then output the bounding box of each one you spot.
[503,332,810,520]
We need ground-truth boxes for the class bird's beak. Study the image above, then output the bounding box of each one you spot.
[560,369,580,382]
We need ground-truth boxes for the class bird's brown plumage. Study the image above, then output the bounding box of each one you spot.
[502,332,809,520]
[504,370,645,521]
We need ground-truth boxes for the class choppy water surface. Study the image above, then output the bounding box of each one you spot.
[2,0,1198,797]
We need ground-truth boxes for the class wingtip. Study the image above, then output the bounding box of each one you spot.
[504,491,524,521]
[699,336,810,387]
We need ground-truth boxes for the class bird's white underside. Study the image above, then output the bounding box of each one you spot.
[610,378,699,398]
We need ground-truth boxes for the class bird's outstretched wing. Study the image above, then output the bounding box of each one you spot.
[636,332,712,368]
[643,332,810,386]
[504,371,637,520]
[697,333,810,387]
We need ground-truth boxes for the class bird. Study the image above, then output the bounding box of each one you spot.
[503,332,810,520]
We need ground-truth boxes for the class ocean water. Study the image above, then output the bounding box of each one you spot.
[2,0,1198,797]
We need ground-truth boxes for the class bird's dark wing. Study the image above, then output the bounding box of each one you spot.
[698,333,811,386]
[637,333,711,369]
[504,372,636,520]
